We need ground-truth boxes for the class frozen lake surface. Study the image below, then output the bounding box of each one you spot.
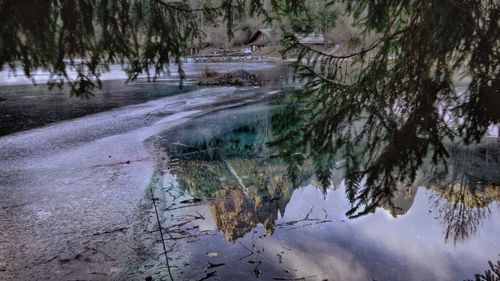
[0,62,281,136]
[0,63,498,281]
[0,62,287,280]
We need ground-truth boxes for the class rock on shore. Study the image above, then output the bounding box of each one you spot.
[198,69,261,86]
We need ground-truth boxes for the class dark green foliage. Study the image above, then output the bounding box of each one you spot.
[0,0,305,96]
[278,0,500,217]
[466,261,500,281]
[1,0,498,219]
[288,10,317,34]
[1,0,203,96]
[270,92,308,186]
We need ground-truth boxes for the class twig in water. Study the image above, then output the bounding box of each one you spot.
[150,188,175,281]
[252,261,262,278]
[207,262,225,269]
[272,275,317,280]
[198,271,217,281]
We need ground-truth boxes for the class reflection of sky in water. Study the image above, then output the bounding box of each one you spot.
[150,102,500,281]
[170,184,499,281]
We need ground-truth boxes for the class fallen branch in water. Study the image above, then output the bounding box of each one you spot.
[149,187,175,281]
[198,271,217,281]
[276,207,332,231]
[272,275,317,280]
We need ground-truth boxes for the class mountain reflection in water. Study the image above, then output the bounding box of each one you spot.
[145,100,500,280]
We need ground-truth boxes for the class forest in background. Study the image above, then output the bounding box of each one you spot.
[186,0,366,55]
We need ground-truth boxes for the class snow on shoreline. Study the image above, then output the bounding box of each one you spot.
[0,62,277,86]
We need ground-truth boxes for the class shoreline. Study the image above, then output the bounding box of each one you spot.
[0,59,283,87]
[0,86,282,281]
[0,62,285,137]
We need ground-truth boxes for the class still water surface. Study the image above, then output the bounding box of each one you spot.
[0,62,285,136]
[145,100,500,281]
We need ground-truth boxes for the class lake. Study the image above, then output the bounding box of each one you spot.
[141,100,500,281]
[0,63,498,281]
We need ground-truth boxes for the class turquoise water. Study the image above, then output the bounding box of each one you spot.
[145,101,500,281]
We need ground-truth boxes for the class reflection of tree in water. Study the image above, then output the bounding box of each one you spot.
[273,92,500,244]
[271,85,500,223]
[145,104,318,242]
[422,141,500,244]
[466,260,500,281]
[335,140,500,245]
[209,185,287,242]
[378,183,418,217]
[184,150,314,241]
[147,100,500,244]
[430,188,490,245]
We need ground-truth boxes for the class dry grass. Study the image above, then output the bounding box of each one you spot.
[200,65,220,79]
